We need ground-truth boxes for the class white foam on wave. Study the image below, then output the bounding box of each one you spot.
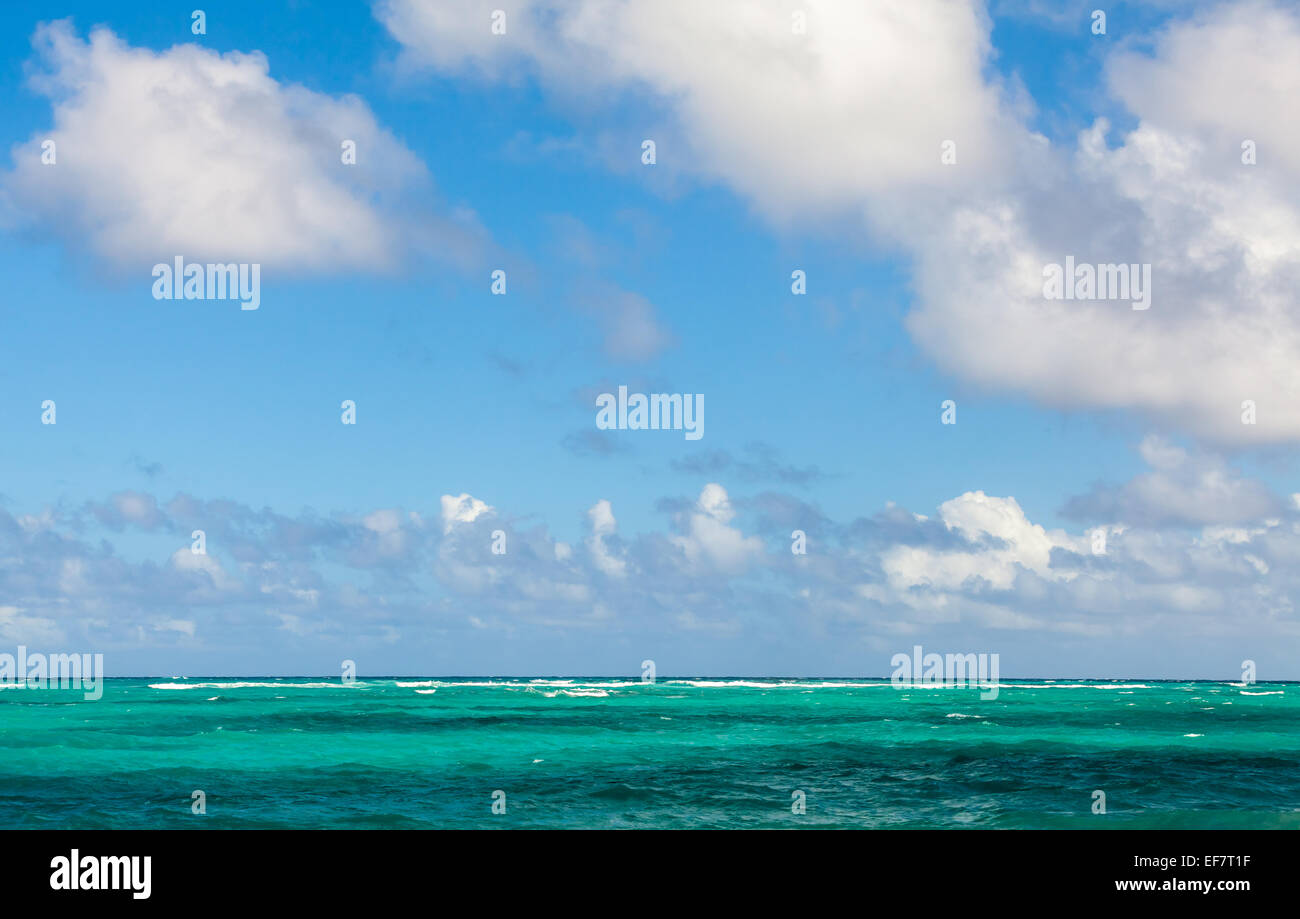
[667,679,891,689]
[414,689,437,695]
[1000,683,1152,689]
[890,682,1151,690]
[148,681,356,690]
[1241,690,1283,696]
[421,680,644,689]
[390,678,1162,692]
[144,678,1181,695]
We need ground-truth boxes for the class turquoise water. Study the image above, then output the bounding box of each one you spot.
[2,678,1297,828]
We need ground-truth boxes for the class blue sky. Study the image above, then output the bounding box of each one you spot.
[1,1,1298,678]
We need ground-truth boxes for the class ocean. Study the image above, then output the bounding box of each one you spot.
[2,678,1296,829]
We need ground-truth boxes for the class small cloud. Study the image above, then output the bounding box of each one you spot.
[1062,436,1283,527]
[440,493,493,533]
[128,454,163,479]
[88,490,165,531]
[154,618,196,638]
[487,352,529,378]
[671,442,829,486]
[587,499,627,577]
[669,483,764,574]
[577,284,675,362]
[561,428,631,458]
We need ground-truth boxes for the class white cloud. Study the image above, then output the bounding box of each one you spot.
[1063,436,1283,526]
[882,491,1080,591]
[154,618,197,637]
[440,493,493,533]
[169,547,239,591]
[379,0,1300,445]
[587,498,627,576]
[378,0,1024,223]
[891,2,1300,445]
[1,21,469,272]
[670,483,763,574]
[590,288,674,362]
[4,481,1300,668]
[0,606,64,645]
[361,508,412,558]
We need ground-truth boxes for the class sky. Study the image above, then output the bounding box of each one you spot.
[1,0,1298,678]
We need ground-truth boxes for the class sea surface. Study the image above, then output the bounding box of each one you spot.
[2,678,1297,829]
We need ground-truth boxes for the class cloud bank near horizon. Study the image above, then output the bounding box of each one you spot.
[4,439,1297,674]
